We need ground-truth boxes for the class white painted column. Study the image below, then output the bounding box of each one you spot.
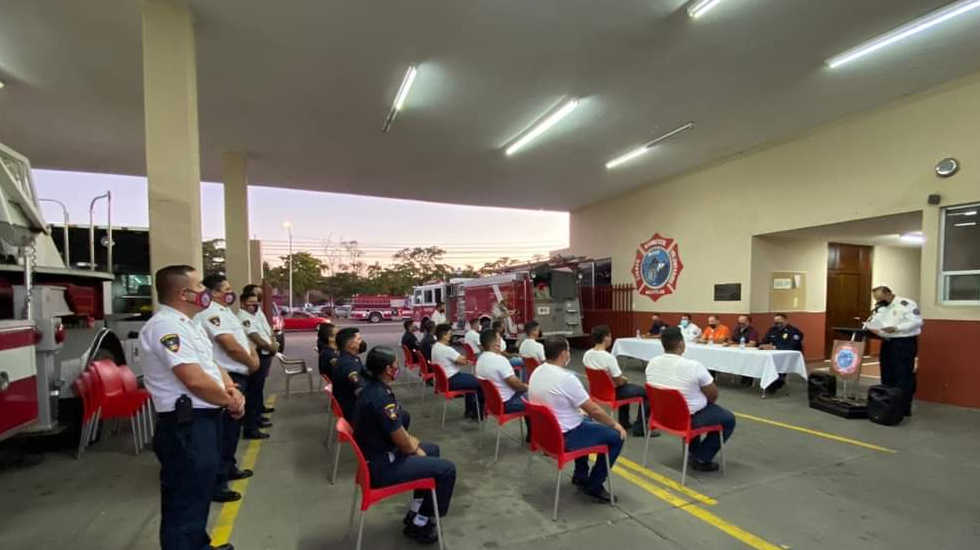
[223,152,251,289]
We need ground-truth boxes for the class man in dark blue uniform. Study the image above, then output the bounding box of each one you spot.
[333,327,367,420]
[401,319,420,354]
[419,319,436,362]
[759,313,803,392]
[353,346,456,545]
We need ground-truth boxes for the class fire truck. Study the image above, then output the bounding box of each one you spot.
[349,294,410,323]
[411,265,584,340]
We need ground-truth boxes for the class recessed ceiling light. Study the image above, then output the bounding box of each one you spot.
[505,98,579,156]
[382,65,417,133]
[899,231,925,244]
[688,0,724,19]
[826,0,980,68]
[605,122,695,170]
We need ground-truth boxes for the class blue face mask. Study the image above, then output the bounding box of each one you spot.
[680,319,690,328]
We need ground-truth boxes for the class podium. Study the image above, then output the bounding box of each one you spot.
[809,326,869,419]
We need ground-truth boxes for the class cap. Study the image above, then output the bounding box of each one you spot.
[872,283,892,292]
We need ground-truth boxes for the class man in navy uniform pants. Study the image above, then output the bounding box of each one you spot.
[237,285,277,438]
[353,345,456,544]
[333,327,367,420]
[759,313,804,393]
[867,285,923,416]
[140,265,242,550]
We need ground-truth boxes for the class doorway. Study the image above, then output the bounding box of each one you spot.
[825,243,873,357]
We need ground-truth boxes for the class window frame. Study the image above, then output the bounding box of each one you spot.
[939,202,980,306]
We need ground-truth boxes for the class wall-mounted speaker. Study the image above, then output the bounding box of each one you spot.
[927,194,941,205]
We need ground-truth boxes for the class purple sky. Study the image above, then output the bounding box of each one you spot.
[32,169,569,267]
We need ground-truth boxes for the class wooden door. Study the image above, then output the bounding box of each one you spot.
[825,243,873,357]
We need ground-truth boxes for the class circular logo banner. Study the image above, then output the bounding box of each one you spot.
[632,233,683,302]
[833,344,860,375]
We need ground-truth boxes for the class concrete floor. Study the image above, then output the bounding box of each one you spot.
[2,322,979,549]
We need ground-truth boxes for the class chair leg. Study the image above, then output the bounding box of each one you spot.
[308,371,314,393]
[331,438,342,485]
[347,485,359,535]
[641,402,648,437]
[605,453,615,506]
[719,429,726,475]
[441,400,448,428]
[285,375,292,398]
[681,442,689,486]
[130,416,139,455]
[552,467,562,521]
[494,424,502,463]
[76,419,89,458]
[643,426,652,468]
[355,510,366,550]
[431,488,446,550]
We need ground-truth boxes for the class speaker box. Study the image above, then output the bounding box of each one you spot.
[808,372,837,402]
[868,385,905,426]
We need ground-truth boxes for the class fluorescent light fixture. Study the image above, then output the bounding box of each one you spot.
[382,65,418,133]
[953,209,978,216]
[899,231,925,244]
[605,122,695,169]
[0,80,5,89]
[505,98,579,156]
[954,221,977,227]
[688,0,723,19]
[826,0,980,68]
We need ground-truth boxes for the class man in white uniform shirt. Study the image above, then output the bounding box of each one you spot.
[197,274,260,502]
[583,325,654,437]
[528,336,626,503]
[430,302,447,325]
[464,317,483,356]
[646,327,735,472]
[518,320,545,382]
[140,265,241,550]
[431,323,483,420]
[475,328,531,439]
[866,285,923,417]
[238,285,278,439]
[679,313,702,342]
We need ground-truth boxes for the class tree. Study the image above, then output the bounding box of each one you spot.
[265,252,325,303]
[479,256,520,275]
[391,247,454,284]
[202,239,226,276]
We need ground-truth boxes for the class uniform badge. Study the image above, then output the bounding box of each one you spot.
[242,320,251,328]
[160,333,181,353]
[384,403,399,421]
[793,334,801,341]
[900,300,908,306]
[208,316,221,327]
[782,333,788,340]
[913,308,920,315]
[348,371,360,383]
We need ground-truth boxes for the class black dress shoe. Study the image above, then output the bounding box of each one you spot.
[243,431,270,440]
[689,460,720,472]
[581,486,615,504]
[212,490,242,503]
[228,468,253,480]
[260,415,271,422]
[571,476,588,488]
[262,407,275,413]
[403,510,417,526]
[258,420,273,428]
[403,521,439,544]
[210,544,234,550]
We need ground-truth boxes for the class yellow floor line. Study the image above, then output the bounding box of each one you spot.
[733,411,896,454]
[616,456,718,506]
[612,465,782,550]
[210,394,278,546]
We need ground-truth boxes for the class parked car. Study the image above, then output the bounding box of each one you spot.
[282,310,330,331]
[333,305,352,318]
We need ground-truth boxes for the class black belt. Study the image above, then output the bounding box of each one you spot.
[157,408,222,421]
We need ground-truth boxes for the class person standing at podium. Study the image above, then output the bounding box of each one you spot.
[866,285,922,417]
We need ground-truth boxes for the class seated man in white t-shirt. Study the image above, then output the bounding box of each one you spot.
[528,336,626,503]
[475,328,531,439]
[583,324,656,438]
[464,318,482,356]
[431,323,483,421]
[493,319,524,369]
[679,313,702,342]
[517,320,545,382]
[645,327,735,472]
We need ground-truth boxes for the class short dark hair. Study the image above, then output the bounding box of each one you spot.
[774,312,788,320]
[872,285,892,294]
[491,319,503,332]
[480,328,498,349]
[525,320,540,335]
[318,322,336,342]
[543,336,569,361]
[435,323,452,340]
[154,264,195,301]
[681,313,692,319]
[241,284,261,300]
[591,324,611,344]
[336,327,360,351]
[651,312,661,317]
[661,327,684,353]
[403,319,414,331]
[422,319,435,332]
[738,314,752,321]
[202,274,226,292]
[364,345,397,377]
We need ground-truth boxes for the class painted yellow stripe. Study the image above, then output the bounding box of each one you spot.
[612,465,782,550]
[616,456,717,506]
[733,412,896,454]
[210,394,278,546]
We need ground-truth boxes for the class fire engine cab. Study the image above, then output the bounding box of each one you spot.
[349,294,409,323]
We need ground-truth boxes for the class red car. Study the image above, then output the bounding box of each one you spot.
[281,311,330,331]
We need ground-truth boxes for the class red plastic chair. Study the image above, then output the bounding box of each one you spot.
[643,384,726,485]
[324,385,346,485]
[585,368,648,439]
[119,364,154,447]
[523,400,615,521]
[72,373,98,458]
[402,345,419,372]
[335,418,445,550]
[414,350,437,406]
[429,362,479,428]
[463,343,478,363]
[88,360,147,455]
[478,378,527,462]
[522,357,541,380]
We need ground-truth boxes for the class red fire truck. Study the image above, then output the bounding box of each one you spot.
[349,294,410,323]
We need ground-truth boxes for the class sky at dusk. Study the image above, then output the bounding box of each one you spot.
[32,169,569,268]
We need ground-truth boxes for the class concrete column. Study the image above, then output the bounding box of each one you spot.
[222,152,251,289]
[142,0,203,278]
[249,239,264,283]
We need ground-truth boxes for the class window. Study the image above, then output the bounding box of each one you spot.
[434,288,443,304]
[940,203,980,304]
[423,289,433,304]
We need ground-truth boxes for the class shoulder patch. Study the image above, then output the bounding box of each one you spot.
[901,300,909,306]
[782,333,789,340]
[383,403,399,421]
[242,320,251,328]
[913,308,920,315]
[347,371,361,382]
[793,334,801,340]
[208,316,221,327]
[160,333,181,353]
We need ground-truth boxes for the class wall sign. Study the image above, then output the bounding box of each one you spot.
[632,233,683,302]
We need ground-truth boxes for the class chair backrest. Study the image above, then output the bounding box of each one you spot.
[429,362,451,394]
[335,418,371,494]
[463,343,478,363]
[118,364,140,394]
[584,367,617,402]
[326,386,344,418]
[478,378,505,416]
[72,377,90,418]
[645,384,693,433]
[80,370,100,408]
[523,357,541,378]
[321,372,332,385]
[414,350,430,375]
[402,345,418,367]
[523,399,566,458]
[89,359,124,399]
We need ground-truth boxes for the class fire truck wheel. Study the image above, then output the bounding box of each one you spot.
[369,312,382,324]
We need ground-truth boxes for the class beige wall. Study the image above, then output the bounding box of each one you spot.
[750,238,827,313]
[872,246,922,302]
[571,71,980,321]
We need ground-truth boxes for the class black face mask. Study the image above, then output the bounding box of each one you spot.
[875,300,889,308]
[358,341,367,354]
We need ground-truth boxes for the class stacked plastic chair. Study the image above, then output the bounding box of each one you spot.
[75,359,154,457]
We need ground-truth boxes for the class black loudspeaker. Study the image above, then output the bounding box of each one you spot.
[868,385,905,426]
[808,372,837,402]
[927,194,941,205]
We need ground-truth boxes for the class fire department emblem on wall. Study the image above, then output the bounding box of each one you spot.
[632,233,683,302]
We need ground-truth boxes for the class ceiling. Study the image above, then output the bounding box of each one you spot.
[759,211,924,248]
[2,1,980,211]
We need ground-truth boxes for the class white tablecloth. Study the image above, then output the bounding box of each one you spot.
[610,337,807,389]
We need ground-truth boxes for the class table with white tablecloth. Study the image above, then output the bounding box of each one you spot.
[610,337,807,391]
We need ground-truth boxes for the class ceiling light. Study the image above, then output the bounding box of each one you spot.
[826,0,980,68]
[0,80,5,89]
[605,122,695,169]
[899,231,925,244]
[505,98,579,156]
[953,210,978,216]
[382,65,417,133]
[688,0,723,19]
